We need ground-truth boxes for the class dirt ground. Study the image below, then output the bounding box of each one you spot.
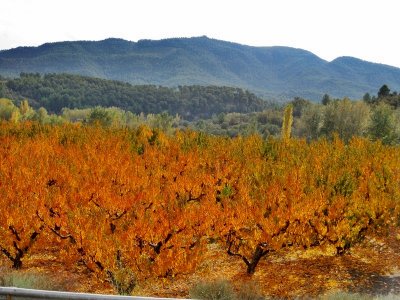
[1,228,400,299]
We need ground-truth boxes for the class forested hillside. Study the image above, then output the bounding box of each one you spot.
[2,75,400,143]
[2,37,400,100]
[1,73,270,120]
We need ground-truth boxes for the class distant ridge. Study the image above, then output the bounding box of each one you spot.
[1,36,400,101]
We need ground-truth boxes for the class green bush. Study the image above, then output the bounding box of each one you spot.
[321,291,371,300]
[189,279,236,300]
[0,269,64,291]
[189,279,266,300]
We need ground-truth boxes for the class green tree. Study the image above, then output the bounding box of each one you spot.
[321,98,370,142]
[322,93,331,105]
[0,82,4,98]
[0,98,19,121]
[298,103,324,140]
[378,84,390,98]
[291,97,310,117]
[369,103,398,144]
[19,99,35,120]
[62,108,92,122]
[33,107,49,124]
[148,112,180,133]
[87,107,113,127]
[363,92,374,105]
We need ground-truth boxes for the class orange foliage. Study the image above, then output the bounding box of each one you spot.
[0,122,399,292]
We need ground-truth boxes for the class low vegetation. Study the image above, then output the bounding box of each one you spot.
[0,268,65,291]
[189,280,237,300]
[189,280,265,300]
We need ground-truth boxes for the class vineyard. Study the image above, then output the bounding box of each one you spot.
[0,122,400,298]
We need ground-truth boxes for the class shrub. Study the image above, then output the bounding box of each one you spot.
[236,281,265,300]
[321,291,372,300]
[0,269,64,291]
[374,294,400,300]
[189,279,236,300]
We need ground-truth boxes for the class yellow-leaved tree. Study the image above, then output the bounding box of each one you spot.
[281,104,293,142]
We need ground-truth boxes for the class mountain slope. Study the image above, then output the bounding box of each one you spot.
[1,36,400,100]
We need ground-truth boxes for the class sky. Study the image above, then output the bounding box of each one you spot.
[1,0,400,67]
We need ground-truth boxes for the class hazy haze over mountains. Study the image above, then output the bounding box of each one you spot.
[1,36,400,101]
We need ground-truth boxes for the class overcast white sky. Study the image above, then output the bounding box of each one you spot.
[1,0,400,67]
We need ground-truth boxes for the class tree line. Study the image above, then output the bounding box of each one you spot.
[1,74,400,144]
[0,73,270,120]
[291,85,400,144]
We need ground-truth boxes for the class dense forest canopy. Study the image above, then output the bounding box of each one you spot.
[1,73,271,120]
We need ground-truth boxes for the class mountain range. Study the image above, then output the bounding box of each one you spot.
[1,36,400,101]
